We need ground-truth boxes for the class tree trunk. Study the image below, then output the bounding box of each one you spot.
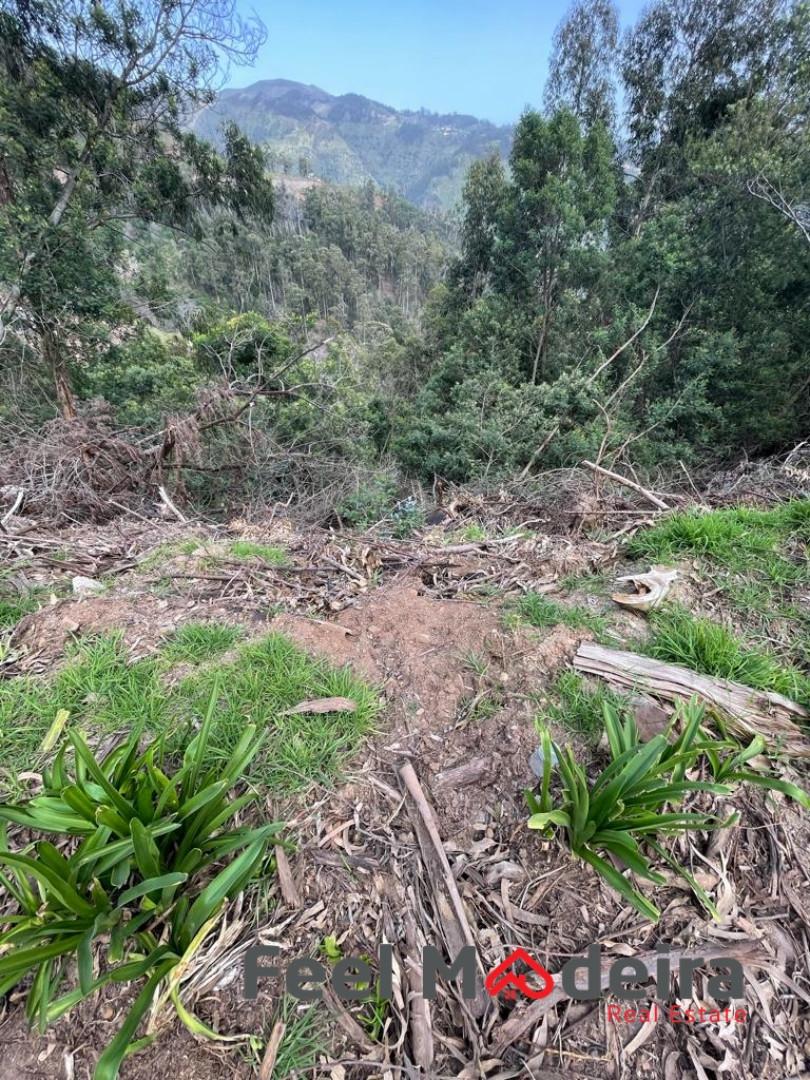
[42,325,78,421]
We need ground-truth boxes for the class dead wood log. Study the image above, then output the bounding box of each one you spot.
[399,761,489,1018]
[574,642,809,756]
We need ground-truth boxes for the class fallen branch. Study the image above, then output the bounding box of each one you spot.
[157,484,188,523]
[0,487,24,529]
[399,761,489,1018]
[581,460,670,510]
[574,642,809,755]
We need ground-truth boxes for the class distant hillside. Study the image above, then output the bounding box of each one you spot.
[190,78,513,210]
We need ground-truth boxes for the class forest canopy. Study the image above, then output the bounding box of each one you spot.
[0,0,808,520]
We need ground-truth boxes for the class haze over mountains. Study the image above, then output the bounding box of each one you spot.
[191,78,513,210]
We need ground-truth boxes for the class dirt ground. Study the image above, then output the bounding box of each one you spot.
[1,511,809,1080]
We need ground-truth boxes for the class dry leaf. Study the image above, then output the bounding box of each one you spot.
[280,697,357,716]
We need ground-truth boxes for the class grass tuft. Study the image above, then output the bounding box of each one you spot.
[0,588,45,630]
[161,622,244,664]
[540,670,626,740]
[648,606,810,707]
[229,540,288,565]
[514,592,606,635]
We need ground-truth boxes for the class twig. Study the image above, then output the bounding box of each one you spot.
[0,487,24,529]
[581,460,670,510]
[157,485,188,523]
[259,1020,286,1080]
[398,762,478,952]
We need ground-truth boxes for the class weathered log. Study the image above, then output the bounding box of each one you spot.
[574,641,809,756]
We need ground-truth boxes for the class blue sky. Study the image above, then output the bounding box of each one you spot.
[233,1,649,124]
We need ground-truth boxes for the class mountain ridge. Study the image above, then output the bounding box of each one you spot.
[190,77,513,210]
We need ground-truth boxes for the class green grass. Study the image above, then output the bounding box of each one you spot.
[626,503,809,597]
[161,622,244,664]
[0,591,40,630]
[648,606,810,707]
[513,592,607,635]
[557,571,611,596]
[177,634,378,789]
[540,670,626,740]
[626,501,810,564]
[458,524,487,542]
[627,502,810,664]
[228,540,288,565]
[248,1000,326,1077]
[0,631,378,796]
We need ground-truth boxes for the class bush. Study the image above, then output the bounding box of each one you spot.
[0,690,280,1077]
[79,329,201,427]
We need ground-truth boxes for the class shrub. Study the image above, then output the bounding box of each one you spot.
[79,329,201,427]
[0,688,280,1079]
[528,699,809,920]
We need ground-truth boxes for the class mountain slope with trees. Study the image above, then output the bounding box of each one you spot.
[190,77,513,210]
[0,0,808,526]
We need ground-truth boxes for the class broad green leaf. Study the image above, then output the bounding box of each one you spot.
[93,960,176,1080]
[117,872,188,906]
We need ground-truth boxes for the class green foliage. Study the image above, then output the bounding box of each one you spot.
[161,624,244,665]
[0,0,273,415]
[336,475,400,529]
[0,689,280,1078]
[0,588,43,630]
[626,503,810,566]
[530,697,809,920]
[192,313,292,381]
[647,607,810,707]
[514,592,607,635]
[253,999,326,1077]
[178,635,379,789]
[228,541,288,565]
[541,670,624,739]
[78,329,200,426]
[0,632,379,796]
[527,705,732,921]
[628,504,810,663]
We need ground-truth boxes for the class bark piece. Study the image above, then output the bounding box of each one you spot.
[280,697,357,716]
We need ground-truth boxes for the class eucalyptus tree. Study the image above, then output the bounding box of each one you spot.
[0,0,273,416]
[544,0,620,131]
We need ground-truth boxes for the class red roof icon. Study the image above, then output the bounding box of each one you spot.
[485,948,555,1001]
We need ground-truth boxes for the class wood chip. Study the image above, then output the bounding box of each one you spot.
[280,697,357,716]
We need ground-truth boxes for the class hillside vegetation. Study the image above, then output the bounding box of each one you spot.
[190,78,513,210]
[2,0,808,527]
